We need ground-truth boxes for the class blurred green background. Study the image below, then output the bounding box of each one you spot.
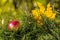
[0,0,60,40]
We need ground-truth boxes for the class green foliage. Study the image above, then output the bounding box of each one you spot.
[36,0,47,6]
[0,0,60,40]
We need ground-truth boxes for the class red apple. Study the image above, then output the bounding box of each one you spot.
[8,20,20,31]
